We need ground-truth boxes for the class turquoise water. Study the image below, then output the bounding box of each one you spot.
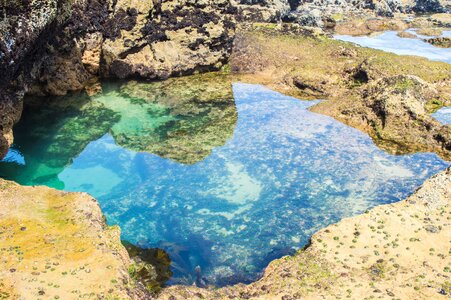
[334,30,451,63]
[0,80,449,286]
[432,107,451,125]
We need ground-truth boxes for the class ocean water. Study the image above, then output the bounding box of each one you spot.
[0,80,449,286]
[334,30,451,63]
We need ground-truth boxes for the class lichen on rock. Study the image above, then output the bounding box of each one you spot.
[157,168,450,299]
[0,179,149,299]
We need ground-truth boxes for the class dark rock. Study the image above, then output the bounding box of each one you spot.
[414,0,447,13]
[425,37,451,48]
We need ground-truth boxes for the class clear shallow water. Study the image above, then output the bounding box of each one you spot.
[334,30,451,63]
[0,80,449,286]
[432,107,451,125]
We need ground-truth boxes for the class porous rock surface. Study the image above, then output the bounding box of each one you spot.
[0,179,147,299]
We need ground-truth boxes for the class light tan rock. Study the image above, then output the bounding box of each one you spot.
[0,180,146,299]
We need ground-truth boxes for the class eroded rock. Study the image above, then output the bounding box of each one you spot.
[425,36,451,48]
[227,26,451,160]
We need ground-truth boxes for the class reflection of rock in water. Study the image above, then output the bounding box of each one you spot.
[0,73,237,187]
[0,92,119,187]
[110,73,237,164]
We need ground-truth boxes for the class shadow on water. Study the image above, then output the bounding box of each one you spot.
[0,72,237,184]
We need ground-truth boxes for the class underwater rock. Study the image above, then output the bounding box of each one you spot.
[111,73,238,164]
[157,167,451,299]
[1,72,238,185]
[123,242,173,293]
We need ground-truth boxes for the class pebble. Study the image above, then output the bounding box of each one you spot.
[424,225,440,233]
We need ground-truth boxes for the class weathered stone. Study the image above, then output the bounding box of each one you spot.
[425,36,451,48]
[157,167,450,299]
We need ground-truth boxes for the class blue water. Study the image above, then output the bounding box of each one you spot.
[1,82,449,286]
[432,106,451,125]
[334,30,451,63]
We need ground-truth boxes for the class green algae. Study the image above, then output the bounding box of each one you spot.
[0,72,238,187]
[112,73,237,164]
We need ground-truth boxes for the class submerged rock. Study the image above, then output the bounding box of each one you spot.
[158,167,450,299]
[115,73,237,164]
[123,242,173,293]
[0,72,238,187]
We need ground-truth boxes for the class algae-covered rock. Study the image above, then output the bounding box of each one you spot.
[0,73,237,188]
[361,75,450,157]
[228,26,451,160]
[0,179,148,299]
[123,242,173,293]
[425,36,451,48]
[113,73,237,164]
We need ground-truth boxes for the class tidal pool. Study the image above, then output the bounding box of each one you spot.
[0,77,449,286]
[334,30,451,63]
[432,107,451,125]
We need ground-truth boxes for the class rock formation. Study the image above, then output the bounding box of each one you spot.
[1,0,450,159]
[425,36,451,48]
[0,179,148,299]
[0,0,238,159]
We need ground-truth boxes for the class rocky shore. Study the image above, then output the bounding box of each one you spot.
[0,180,146,299]
[1,0,451,158]
[229,25,451,160]
[1,1,451,299]
[1,166,448,299]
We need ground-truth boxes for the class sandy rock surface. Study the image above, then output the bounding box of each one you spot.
[0,180,146,299]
